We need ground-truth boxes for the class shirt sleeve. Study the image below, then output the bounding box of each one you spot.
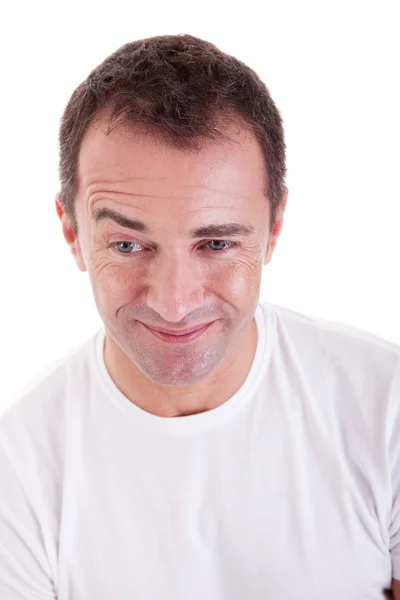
[388,357,400,580]
[0,436,57,599]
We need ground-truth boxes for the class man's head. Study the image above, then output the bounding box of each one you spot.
[56,34,288,395]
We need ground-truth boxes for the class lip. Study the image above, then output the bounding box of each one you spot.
[142,321,215,344]
[143,323,212,336]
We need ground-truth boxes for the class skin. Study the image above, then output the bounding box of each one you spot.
[56,115,288,418]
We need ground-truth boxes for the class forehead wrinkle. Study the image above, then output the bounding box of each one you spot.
[84,183,245,212]
[78,146,256,202]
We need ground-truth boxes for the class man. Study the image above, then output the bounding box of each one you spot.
[0,33,399,599]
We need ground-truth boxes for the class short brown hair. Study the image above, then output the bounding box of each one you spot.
[58,34,287,236]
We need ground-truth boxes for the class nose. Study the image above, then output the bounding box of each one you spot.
[145,249,205,323]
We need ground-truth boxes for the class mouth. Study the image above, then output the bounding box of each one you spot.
[141,321,215,344]
[145,323,212,335]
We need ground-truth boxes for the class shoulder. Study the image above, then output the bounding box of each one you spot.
[0,329,102,463]
[260,301,400,440]
[261,300,400,376]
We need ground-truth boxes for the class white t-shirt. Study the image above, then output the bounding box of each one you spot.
[1,301,400,599]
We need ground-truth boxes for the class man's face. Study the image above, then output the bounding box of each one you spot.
[57,117,286,389]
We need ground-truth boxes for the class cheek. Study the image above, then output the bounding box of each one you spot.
[225,269,258,300]
[215,260,262,302]
[90,261,141,313]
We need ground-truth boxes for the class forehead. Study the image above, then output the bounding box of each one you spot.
[77,117,267,204]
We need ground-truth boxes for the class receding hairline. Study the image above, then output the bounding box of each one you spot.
[82,104,259,153]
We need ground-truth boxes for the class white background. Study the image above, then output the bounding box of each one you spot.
[0,0,399,413]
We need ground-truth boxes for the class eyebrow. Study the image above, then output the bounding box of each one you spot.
[92,207,255,238]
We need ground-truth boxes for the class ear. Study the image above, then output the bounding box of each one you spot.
[55,193,87,272]
[264,187,288,265]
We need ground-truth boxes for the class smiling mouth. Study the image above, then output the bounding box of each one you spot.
[145,323,212,336]
[142,321,215,343]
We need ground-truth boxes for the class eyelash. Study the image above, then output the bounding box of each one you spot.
[110,240,239,256]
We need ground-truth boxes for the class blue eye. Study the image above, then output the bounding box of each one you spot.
[111,240,238,255]
[113,241,143,254]
[204,240,236,252]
